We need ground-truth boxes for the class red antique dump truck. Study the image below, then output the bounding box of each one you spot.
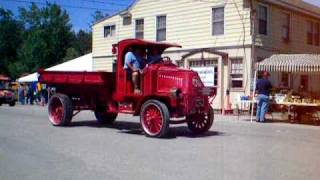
[39,39,216,138]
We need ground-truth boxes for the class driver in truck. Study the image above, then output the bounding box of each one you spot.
[124,47,144,94]
[147,47,162,64]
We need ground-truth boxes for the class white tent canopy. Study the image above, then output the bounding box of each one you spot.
[17,73,38,83]
[256,54,320,73]
[46,53,93,71]
[18,53,93,83]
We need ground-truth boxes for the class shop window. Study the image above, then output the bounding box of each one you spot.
[282,13,290,43]
[258,5,268,35]
[189,59,218,87]
[230,58,244,88]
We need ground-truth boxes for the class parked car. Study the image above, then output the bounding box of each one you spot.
[0,89,16,107]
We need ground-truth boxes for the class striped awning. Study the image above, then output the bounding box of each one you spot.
[256,54,320,72]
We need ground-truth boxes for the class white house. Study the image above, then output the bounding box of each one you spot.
[92,0,320,110]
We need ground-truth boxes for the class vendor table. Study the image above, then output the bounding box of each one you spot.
[270,102,320,123]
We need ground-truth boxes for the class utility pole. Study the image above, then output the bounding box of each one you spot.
[250,0,257,122]
[250,0,256,76]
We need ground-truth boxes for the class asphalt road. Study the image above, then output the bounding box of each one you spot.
[0,105,320,180]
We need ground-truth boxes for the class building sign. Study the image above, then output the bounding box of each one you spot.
[191,67,215,87]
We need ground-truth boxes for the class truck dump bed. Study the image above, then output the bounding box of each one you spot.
[39,71,115,86]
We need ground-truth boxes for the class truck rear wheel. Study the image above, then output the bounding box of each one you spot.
[140,100,170,138]
[187,107,214,135]
[94,111,118,125]
[48,94,73,126]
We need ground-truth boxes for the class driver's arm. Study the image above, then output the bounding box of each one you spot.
[127,63,138,72]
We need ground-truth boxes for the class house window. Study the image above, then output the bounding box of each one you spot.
[135,19,144,39]
[156,16,166,41]
[230,58,244,88]
[315,23,320,46]
[123,16,132,25]
[212,7,224,35]
[258,5,268,35]
[104,25,116,38]
[282,13,290,42]
[307,21,313,45]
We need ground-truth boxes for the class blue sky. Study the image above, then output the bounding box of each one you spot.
[0,0,319,32]
[0,0,135,31]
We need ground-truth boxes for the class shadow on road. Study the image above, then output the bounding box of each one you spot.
[70,120,224,139]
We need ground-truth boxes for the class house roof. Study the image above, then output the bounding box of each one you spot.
[93,0,320,26]
[256,54,320,72]
[92,0,140,26]
[263,0,320,19]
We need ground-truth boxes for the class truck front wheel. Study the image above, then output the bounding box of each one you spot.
[187,107,214,135]
[9,101,15,107]
[48,94,73,126]
[94,111,118,125]
[140,100,170,138]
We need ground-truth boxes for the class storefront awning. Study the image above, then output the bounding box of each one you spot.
[256,54,320,72]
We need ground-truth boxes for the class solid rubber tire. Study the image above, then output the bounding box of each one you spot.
[140,100,170,138]
[9,101,15,107]
[48,94,73,126]
[94,111,118,125]
[187,107,214,135]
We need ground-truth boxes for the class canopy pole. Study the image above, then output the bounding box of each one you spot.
[250,70,257,122]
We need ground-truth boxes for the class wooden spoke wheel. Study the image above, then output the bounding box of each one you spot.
[140,100,170,138]
[187,107,214,135]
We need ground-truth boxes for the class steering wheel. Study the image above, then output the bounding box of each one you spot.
[161,56,172,63]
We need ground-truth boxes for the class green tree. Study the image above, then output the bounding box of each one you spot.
[18,3,73,73]
[0,8,23,78]
[73,30,92,54]
[91,10,108,25]
[63,47,80,61]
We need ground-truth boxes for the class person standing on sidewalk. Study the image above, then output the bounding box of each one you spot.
[256,71,272,123]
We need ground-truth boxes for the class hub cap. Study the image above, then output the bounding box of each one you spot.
[142,104,163,136]
[49,98,64,125]
[190,114,207,129]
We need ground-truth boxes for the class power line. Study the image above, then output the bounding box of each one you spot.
[78,0,129,7]
[2,0,123,12]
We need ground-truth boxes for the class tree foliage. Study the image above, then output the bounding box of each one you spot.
[0,3,94,79]
[18,3,73,73]
[91,10,109,25]
[0,8,24,77]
